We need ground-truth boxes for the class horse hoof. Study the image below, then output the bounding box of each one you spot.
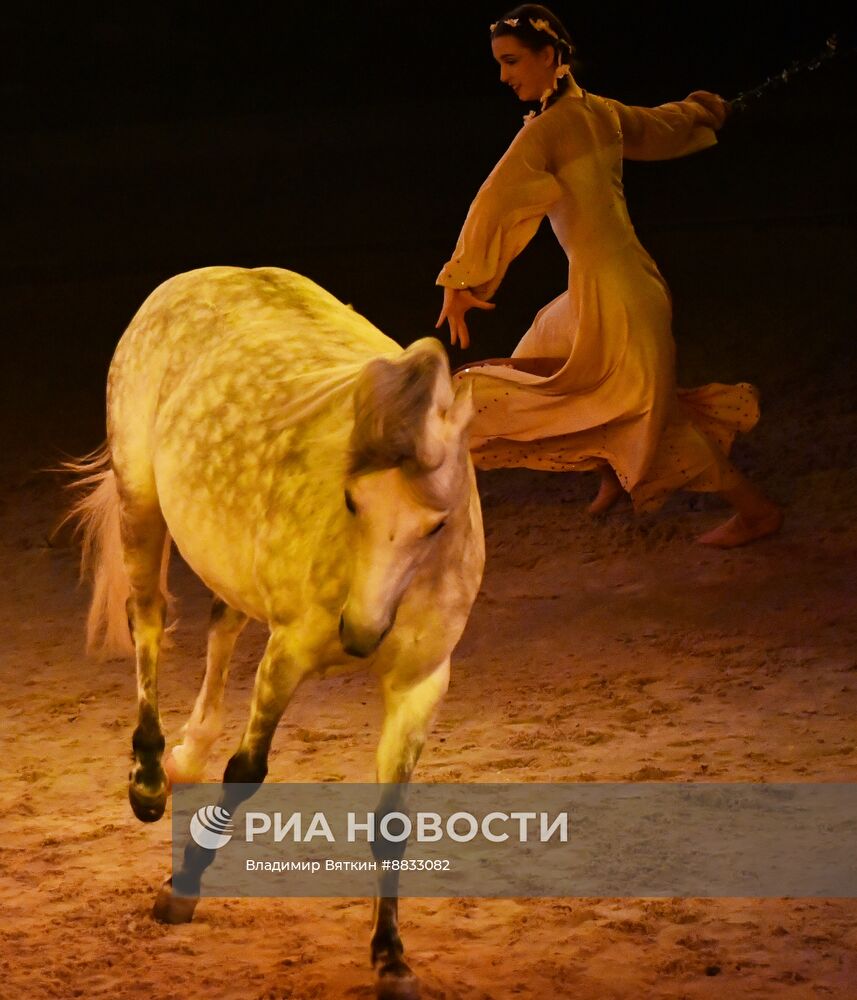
[152,878,199,924]
[376,959,420,1000]
[129,781,167,823]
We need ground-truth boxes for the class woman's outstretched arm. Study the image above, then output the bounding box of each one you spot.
[613,90,730,161]
[436,119,562,346]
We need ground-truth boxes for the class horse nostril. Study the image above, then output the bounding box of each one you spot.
[339,613,345,637]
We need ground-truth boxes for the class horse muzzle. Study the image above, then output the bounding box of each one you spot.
[339,611,394,658]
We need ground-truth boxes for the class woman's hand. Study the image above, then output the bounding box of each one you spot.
[435,287,495,349]
[686,90,731,129]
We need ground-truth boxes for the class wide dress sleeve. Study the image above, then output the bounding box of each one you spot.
[610,93,722,161]
[437,119,563,301]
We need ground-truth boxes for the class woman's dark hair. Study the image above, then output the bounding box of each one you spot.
[491,5,576,109]
[491,5,574,60]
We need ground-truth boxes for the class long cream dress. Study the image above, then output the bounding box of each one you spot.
[437,89,759,511]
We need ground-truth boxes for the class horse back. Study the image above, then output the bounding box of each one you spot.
[106,266,400,621]
[110,266,396,393]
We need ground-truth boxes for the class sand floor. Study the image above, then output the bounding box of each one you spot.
[2,360,856,999]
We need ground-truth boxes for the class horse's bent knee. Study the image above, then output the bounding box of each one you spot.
[164,745,206,785]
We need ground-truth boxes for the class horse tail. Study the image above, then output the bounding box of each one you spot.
[62,445,172,656]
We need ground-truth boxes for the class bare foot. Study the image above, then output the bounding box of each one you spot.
[588,469,624,516]
[697,506,783,548]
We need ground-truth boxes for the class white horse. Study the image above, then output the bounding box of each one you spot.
[67,266,485,999]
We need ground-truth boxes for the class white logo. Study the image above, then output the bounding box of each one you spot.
[189,805,234,849]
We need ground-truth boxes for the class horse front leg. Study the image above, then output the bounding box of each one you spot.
[372,658,450,1000]
[165,597,248,785]
[153,625,310,924]
[124,506,170,823]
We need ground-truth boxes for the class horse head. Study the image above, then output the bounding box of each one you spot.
[340,338,475,658]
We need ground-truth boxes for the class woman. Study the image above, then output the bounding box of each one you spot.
[435,4,782,547]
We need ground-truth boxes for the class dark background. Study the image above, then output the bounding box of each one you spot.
[2,1,855,462]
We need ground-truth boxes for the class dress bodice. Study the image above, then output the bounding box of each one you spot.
[438,89,719,299]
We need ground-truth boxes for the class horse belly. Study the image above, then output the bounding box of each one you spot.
[156,460,269,619]
[175,531,265,620]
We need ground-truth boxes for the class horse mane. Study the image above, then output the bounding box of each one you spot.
[348,347,445,476]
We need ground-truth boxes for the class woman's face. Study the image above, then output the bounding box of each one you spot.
[491,35,556,102]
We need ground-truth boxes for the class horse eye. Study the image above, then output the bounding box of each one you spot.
[427,519,447,537]
[344,490,356,515]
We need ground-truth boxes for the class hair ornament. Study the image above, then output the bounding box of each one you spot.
[529,18,559,41]
[490,17,520,31]
[533,63,572,119]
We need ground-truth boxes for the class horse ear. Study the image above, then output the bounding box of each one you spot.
[446,378,475,436]
[414,378,472,470]
[415,408,446,470]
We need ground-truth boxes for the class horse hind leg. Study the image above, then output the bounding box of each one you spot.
[165,596,248,785]
[123,499,171,823]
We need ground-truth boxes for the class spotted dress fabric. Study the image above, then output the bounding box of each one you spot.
[438,90,758,511]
